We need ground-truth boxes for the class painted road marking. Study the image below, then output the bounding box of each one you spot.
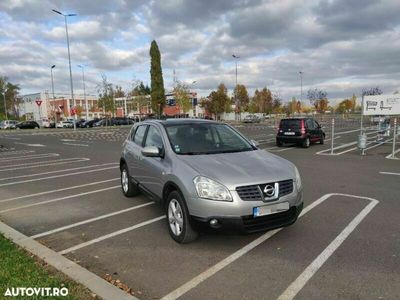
[277,195,378,300]
[0,186,120,214]
[0,166,118,187]
[0,162,118,182]
[0,178,119,203]
[160,193,379,300]
[0,150,35,156]
[59,216,166,255]
[385,148,400,160]
[0,158,90,172]
[379,171,400,176]
[31,202,155,239]
[63,143,89,147]
[14,142,45,147]
[0,153,59,162]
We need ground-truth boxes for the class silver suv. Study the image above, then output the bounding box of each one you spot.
[120,119,303,243]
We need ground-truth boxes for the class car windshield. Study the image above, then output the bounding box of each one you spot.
[280,119,301,130]
[165,123,254,155]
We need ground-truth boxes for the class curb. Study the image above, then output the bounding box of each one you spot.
[0,221,139,300]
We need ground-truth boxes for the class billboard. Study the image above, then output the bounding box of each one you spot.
[363,94,400,115]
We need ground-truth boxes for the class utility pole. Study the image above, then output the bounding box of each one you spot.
[51,65,56,122]
[52,9,77,130]
[299,71,303,102]
[2,92,7,120]
[77,65,88,120]
[232,54,240,121]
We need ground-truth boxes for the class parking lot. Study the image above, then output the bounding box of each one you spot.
[0,121,399,300]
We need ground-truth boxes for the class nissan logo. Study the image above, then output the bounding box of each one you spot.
[263,185,275,197]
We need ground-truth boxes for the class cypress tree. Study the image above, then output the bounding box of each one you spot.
[150,40,165,116]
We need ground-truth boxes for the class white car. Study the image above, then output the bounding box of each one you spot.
[56,121,73,128]
[0,120,18,129]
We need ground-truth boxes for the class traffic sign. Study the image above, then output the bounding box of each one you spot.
[363,94,400,115]
[35,100,43,106]
[70,107,77,115]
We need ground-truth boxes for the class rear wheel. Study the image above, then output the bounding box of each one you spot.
[302,137,311,148]
[320,135,324,144]
[120,164,139,197]
[166,191,198,244]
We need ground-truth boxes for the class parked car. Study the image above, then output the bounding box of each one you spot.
[0,120,19,129]
[56,121,74,128]
[80,118,99,128]
[243,115,261,123]
[276,118,325,148]
[113,117,135,126]
[120,119,303,243]
[75,119,87,128]
[15,121,40,129]
[93,119,113,127]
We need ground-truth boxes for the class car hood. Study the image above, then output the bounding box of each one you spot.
[177,149,295,189]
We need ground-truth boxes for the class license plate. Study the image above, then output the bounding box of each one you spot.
[253,202,290,217]
[284,132,295,135]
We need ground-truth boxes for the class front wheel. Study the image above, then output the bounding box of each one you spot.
[166,191,198,244]
[120,164,139,197]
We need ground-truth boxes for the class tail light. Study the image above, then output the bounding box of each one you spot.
[300,120,306,135]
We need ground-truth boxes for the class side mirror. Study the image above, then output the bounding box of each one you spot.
[250,140,260,147]
[141,146,162,157]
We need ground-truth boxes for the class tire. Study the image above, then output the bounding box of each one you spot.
[276,139,283,147]
[302,136,311,148]
[320,135,324,144]
[120,164,140,197]
[166,191,198,244]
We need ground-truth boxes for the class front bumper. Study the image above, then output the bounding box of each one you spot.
[191,202,303,234]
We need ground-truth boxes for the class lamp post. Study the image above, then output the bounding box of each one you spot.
[232,54,240,121]
[299,71,304,103]
[77,64,88,120]
[52,9,77,130]
[50,65,56,122]
[2,91,7,120]
[191,80,197,117]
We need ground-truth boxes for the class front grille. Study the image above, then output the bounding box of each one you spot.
[236,185,263,201]
[236,179,294,201]
[242,206,298,233]
[279,179,293,197]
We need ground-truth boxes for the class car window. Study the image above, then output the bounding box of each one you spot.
[144,126,164,150]
[133,125,147,146]
[306,119,315,129]
[280,119,300,130]
[313,120,319,128]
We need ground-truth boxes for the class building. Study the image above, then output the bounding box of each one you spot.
[20,91,101,122]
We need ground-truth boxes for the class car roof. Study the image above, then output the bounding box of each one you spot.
[143,118,221,126]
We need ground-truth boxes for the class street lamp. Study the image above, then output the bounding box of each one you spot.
[52,9,77,130]
[191,80,197,117]
[232,54,240,120]
[2,91,7,120]
[77,64,88,120]
[50,65,56,122]
[299,71,304,102]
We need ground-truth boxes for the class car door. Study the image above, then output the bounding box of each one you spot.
[124,124,148,184]
[141,125,167,197]
[305,119,317,141]
[313,120,323,139]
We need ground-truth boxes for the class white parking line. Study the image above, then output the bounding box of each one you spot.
[0,150,35,156]
[0,162,118,182]
[160,193,379,300]
[0,178,119,203]
[0,186,120,214]
[0,153,59,162]
[31,202,155,239]
[0,158,90,172]
[379,171,400,176]
[277,196,378,300]
[385,149,400,160]
[0,166,118,187]
[63,143,89,147]
[59,216,165,255]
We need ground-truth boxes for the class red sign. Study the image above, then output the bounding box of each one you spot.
[35,100,43,106]
[70,107,77,115]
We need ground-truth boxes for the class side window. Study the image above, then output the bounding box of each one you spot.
[144,126,164,150]
[306,119,314,129]
[133,125,147,146]
[313,120,319,128]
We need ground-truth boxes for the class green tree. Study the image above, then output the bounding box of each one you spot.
[174,81,192,114]
[206,83,231,119]
[97,74,114,116]
[0,76,21,118]
[272,94,283,113]
[114,85,125,98]
[150,40,165,116]
[234,84,249,112]
[253,87,273,113]
[307,88,329,113]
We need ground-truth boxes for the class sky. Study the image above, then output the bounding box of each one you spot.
[0,0,400,104]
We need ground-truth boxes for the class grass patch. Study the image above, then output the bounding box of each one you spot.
[0,234,98,299]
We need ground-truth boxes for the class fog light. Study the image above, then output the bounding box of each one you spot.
[209,219,219,228]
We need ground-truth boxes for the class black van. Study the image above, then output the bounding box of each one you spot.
[276,118,325,148]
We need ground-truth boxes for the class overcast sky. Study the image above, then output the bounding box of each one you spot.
[1,0,399,103]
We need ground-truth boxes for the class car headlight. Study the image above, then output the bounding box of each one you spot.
[294,166,302,191]
[193,176,233,201]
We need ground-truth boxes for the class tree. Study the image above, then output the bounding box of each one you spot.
[129,81,150,97]
[287,97,298,115]
[272,94,283,113]
[0,76,21,118]
[234,84,249,112]
[252,87,273,113]
[96,74,114,116]
[150,40,165,116]
[206,83,231,119]
[362,86,382,96]
[114,85,125,98]
[307,88,328,113]
[174,81,192,114]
